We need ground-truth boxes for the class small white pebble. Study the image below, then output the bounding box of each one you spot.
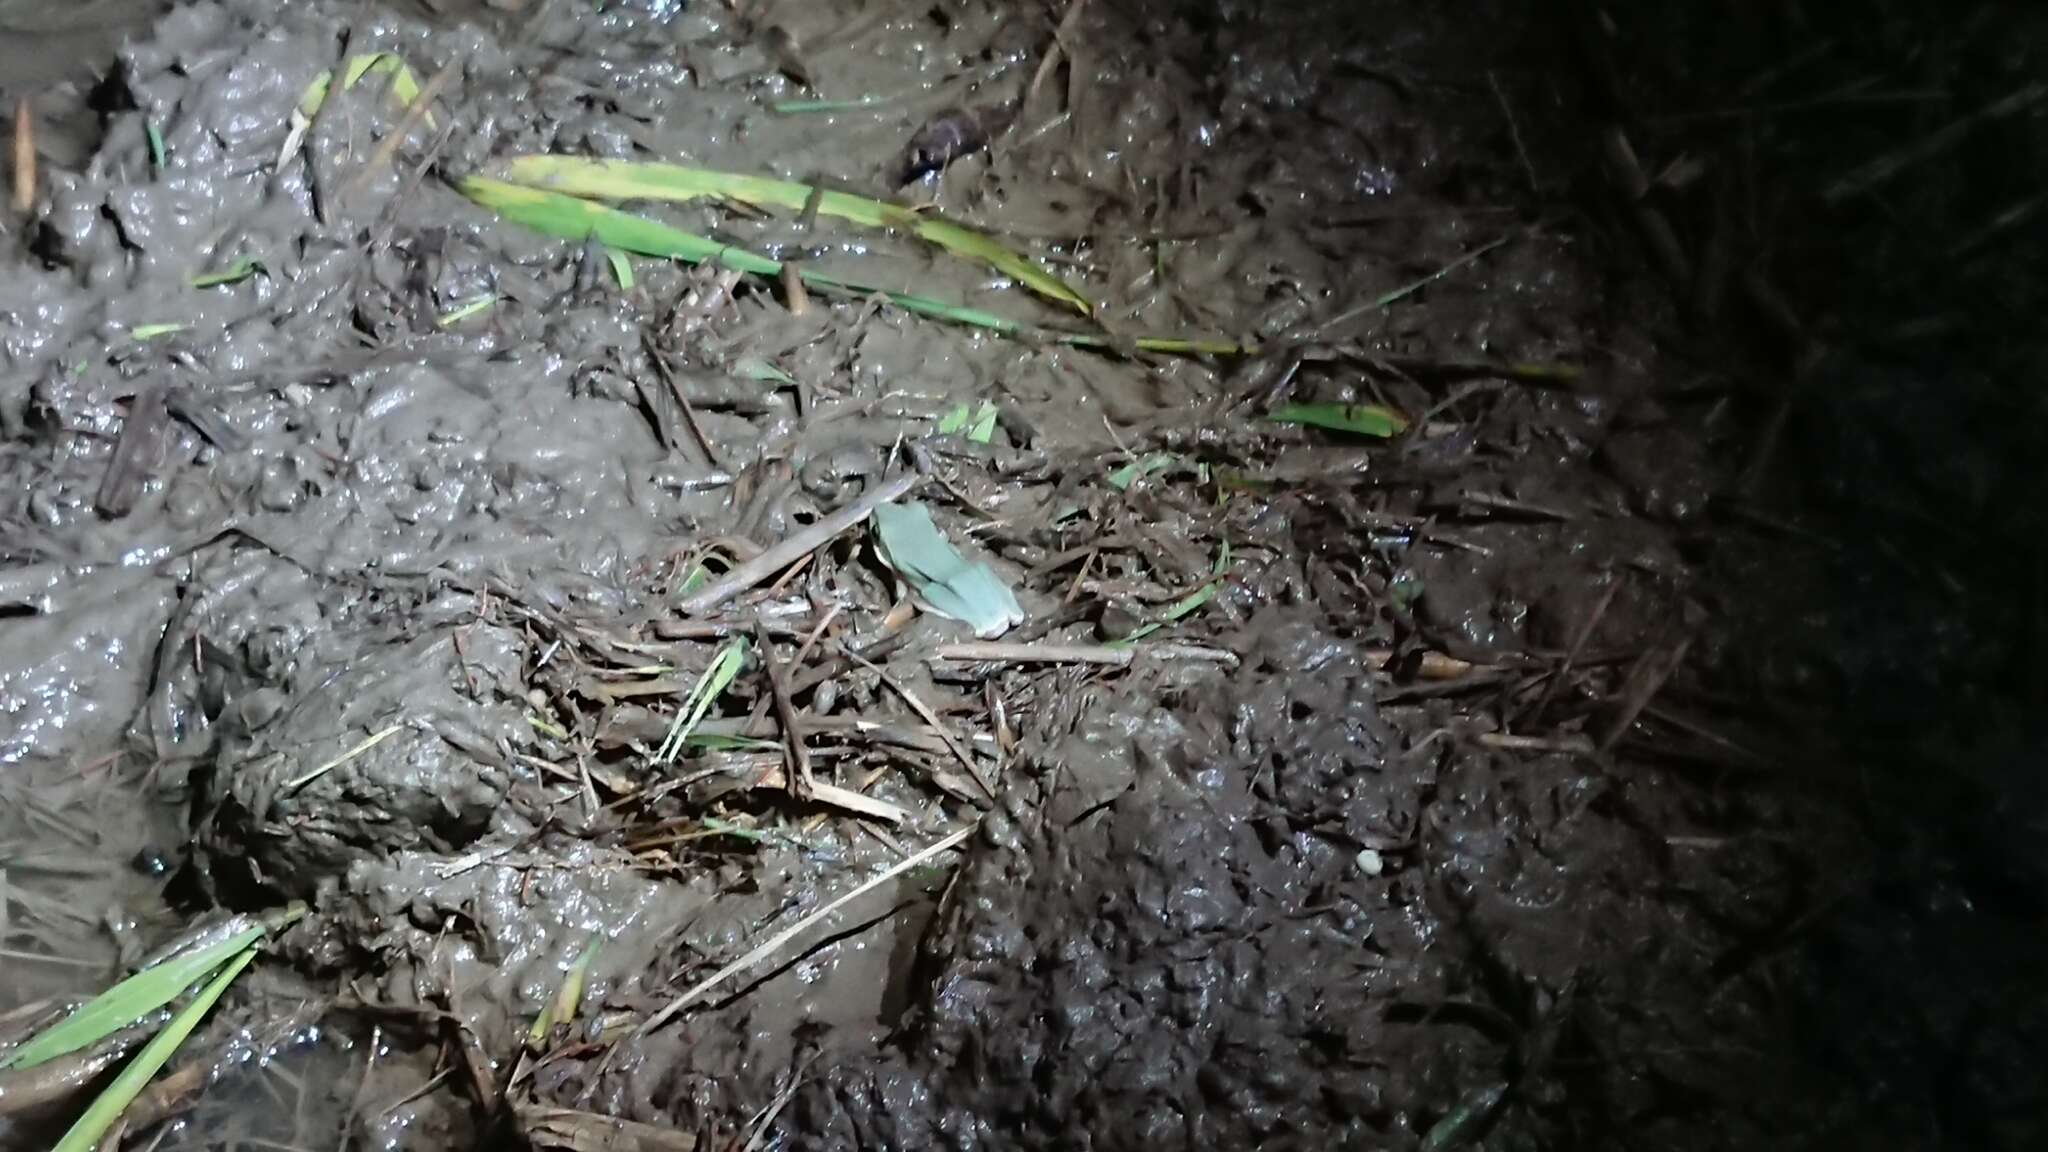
[1355,848,1384,877]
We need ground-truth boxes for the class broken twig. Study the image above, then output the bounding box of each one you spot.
[638,823,975,1037]
[678,472,919,615]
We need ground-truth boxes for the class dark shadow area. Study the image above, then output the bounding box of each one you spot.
[1568,0,2048,1145]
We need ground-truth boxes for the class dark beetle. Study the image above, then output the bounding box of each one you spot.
[897,97,1020,186]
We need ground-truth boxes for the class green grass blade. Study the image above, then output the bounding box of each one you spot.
[2,927,260,1070]
[341,52,391,89]
[605,248,634,290]
[968,403,998,443]
[1107,452,1176,491]
[683,733,779,752]
[1268,402,1409,438]
[436,294,497,327]
[937,401,997,441]
[527,938,600,1050]
[770,97,887,114]
[796,271,1029,332]
[554,939,600,1024]
[296,69,334,119]
[460,179,1237,354]
[130,322,187,341]
[145,122,166,170]
[492,156,1093,316]
[1113,542,1230,645]
[733,356,796,386]
[51,947,258,1152]
[460,177,782,277]
[656,638,749,764]
[190,259,264,288]
[1062,331,1254,356]
[341,53,435,128]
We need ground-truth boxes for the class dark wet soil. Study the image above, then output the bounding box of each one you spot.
[2,0,2042,1149]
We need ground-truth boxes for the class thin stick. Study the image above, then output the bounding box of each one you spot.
[934,641,1133,666]
[1025,0,1091,112]
[284,724,404,792]
[755,619,814,800]
[1825,82,2047,203]
[931,641,1237,666]
[1312,235,1513,339]
[1598,638,1691,753]
[1487,71,1537,193]
[340,56,460,208]
[95,384,173,519]
[839,644,993,800]
[745,769,910,826]
[679,472,919,615]
[645,337,725,472]
[11,97,32,213]
[778,263,809,315]
[638,823,976,1036]
[1362,648,1485,681]
[1478,732,1594,755]
[1520,575,1620,724]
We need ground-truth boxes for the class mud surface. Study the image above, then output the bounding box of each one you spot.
[1,0,2039,1149]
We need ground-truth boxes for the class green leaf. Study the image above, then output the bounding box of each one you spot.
[436,294,497,327]
[733,356,796,386]
[3,928,259,1070]
[936,401,997,442]
[130,323,187,341]
[657,638,749,764]
[145,121,166,170]
[1107,452,1176,491]
[1113,542,1231,644]
[968,403,999,443]
[51,947,259,1152]
[190,259,264,289]
[492,156,1094,316]
[1268,402,1409,438]
[873,501,1024,639]
[605,248,635,290]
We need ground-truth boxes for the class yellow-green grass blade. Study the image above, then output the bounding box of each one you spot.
[526,937,602,1049]
[296,69,334,119]
[656,638,749,764]
[1268,401,1409,438]
[605,248,634,290]
[190,258,263,288]
[459,179,1242,353]
[51,947,258,1152]
[492,156,1094,316]
[327,53,435,128]
[461,177,782,277]
[1,927,259,1071]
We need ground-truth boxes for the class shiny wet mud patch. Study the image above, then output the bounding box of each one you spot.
[0,0,1838,1148]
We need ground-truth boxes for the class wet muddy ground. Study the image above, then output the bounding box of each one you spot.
[3,0,2043,1149]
